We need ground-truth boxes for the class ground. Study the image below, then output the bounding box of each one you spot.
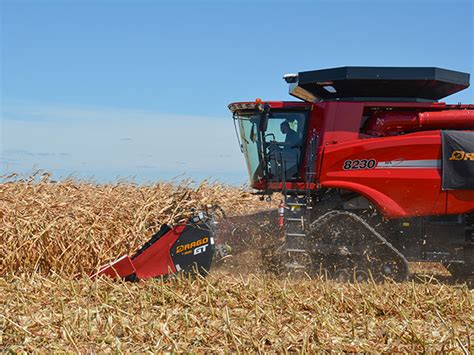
[1,268,472,352]
[0,175,472,352]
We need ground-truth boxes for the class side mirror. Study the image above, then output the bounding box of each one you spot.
[259,104,270,132]
[250,124,257,142]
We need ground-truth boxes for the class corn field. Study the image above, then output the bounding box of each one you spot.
[1,173,472,352]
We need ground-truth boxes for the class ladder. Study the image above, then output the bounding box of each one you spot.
[284,191,309,253]
[281,130,318,267]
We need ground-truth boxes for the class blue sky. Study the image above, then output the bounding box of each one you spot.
[1,0,473,184]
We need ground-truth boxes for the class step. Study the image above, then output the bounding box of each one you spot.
[285,211,306,218]
[284,248,308,253]
[286,217,305,222]
[286,202,306,207]
[286,233,306,237]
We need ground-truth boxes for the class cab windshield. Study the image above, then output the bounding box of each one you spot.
[234,110,309,185]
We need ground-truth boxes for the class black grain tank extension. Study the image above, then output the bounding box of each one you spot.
[285,66,470,102]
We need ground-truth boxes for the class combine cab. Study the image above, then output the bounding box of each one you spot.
[229,67,474,281]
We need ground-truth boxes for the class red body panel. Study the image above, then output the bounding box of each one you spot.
[95,255,136,279]
[319,131,445,217]
[231,100,474,218]
[132,226,184,278]
[93,225,185,280]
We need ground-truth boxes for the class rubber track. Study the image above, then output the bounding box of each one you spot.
[308,210,410,280]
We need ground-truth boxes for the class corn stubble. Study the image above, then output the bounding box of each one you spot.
[1,173,472,352]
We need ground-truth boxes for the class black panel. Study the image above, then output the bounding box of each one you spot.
[442,130,474,190]
[295,67,469,101]
[382,216,467,263]
[170,221,214,275]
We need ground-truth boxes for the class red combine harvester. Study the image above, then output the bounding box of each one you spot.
[228,67,474,281]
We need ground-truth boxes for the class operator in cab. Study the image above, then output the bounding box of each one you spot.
[280,121,300,148]
[279,121,301,179]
